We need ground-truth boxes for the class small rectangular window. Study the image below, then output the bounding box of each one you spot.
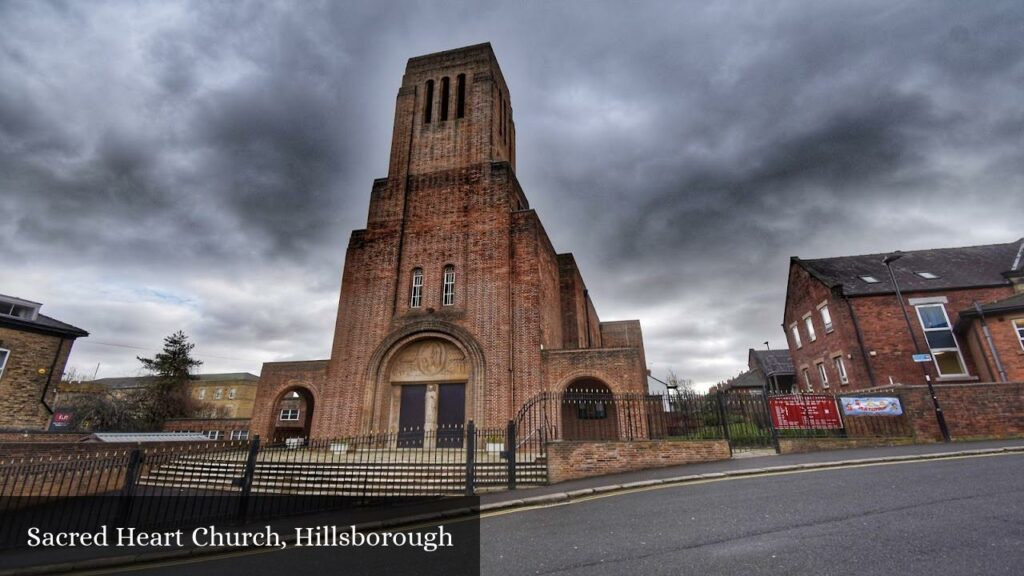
[214,388,223,400]
[1015,319,1024,351]
[802,368,812,392]
[440,76,450,121]
[791,324,802,349]
[442,266,455,306]
[280,409,300,421]
[228,388,236,399]
[206,430,223,440]
[424,80,434,124]
[805,316,817,342]
[859,275,880,284]
[196,388,206,400]
[816,362,829,389]
[410,269,423,308]
[0,348,10,382]
[834,356,849,385]
[819,304,833,333]
[915,304,967,377]
[229,430,250,441]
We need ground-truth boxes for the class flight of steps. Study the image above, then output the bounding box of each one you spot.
[138,457,547,496]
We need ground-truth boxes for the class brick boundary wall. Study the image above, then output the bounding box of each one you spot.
[777,437,915,454]
[546,439,730,484]
[897,382,1024,441]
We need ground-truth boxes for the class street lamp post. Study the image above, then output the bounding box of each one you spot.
[882,252,951,442]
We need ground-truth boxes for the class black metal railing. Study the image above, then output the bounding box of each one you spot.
[0,422,549,548]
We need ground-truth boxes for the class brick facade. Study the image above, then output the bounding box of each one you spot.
[546,440,731,484]
[784,258,1016,392]
[0,324,82,430]
[250,44,647,440]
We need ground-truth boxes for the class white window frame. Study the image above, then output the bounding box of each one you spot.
[229,430,250,441]
[1014,319,1024,352]
[804,315,816,342]
[834,355,849,385]
[914,303,968,377]
[816,361,829,389]
[819,303,833,333]
[442,265,455,306]
[802,368,812,392]
[0,348,9,382]
[228,388,236,399]
[205,430,223,440]
[214,388,223,400]
[196,388,206,400]
[280,409,300,421]
[410,268,424,308]
[790,323,802,349]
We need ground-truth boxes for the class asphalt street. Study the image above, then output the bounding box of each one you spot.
[69,451,1023,576]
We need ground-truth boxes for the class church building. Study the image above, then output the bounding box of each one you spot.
[249,43,648,442]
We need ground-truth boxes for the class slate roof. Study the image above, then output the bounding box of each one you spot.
[722,369,765,390]
[0,311,89,338]
[749,349,795,377]
[795,239,1024,297]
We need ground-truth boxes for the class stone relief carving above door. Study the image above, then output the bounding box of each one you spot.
[389,338,469,382]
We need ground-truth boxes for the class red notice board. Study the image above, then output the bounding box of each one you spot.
[769,395,843,429]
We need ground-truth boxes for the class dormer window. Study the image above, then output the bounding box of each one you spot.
[859,275,880,284]
[915,271,939,279]
[0,297,41,321]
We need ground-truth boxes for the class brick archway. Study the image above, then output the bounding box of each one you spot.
[270,386,316,442]
[561,377,618,441]
[361,321,486,434]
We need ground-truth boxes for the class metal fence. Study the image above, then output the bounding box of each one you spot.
[767,391,914,439]
[0,423,545,548]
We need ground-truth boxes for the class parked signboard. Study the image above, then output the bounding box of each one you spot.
[769,395,843,429]
[841,397,903,416]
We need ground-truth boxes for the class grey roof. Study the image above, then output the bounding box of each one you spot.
[83,432,211,443]
[91,373,259,389]
[795,239,1024,297]
[0,311,88,338]
[722,369,765,390]
[749,349,795,377]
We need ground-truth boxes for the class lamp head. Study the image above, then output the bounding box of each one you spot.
[882,252,903,265]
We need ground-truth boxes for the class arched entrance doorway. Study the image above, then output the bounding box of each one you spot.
[562,379,618,440]
[387,338,470,448]
[271,387,314,442]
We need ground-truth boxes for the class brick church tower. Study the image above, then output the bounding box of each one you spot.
[250,43,648,442]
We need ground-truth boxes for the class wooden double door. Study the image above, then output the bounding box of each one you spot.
[396,383,466,448]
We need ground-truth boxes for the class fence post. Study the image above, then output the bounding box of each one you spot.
[237,435,261,523]
[465,421,476,497]
[505,420,517,490]
[716,390,731,443]
[760,392,780,453]
[117,448,143,525]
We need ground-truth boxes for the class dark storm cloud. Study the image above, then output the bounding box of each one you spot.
[1,0,1021,385]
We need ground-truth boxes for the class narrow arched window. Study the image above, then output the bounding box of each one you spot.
[456,74,466,118]
[497,88,504,136]
[442,265,455,306]
[440,77,450,121]
[424,80,434,124]
[410,268,424,307]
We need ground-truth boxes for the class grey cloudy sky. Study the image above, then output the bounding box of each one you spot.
[2,1,1022,388]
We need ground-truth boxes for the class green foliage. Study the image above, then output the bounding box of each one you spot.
[134,330,204,428]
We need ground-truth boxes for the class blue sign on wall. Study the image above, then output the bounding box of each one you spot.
[841,397,903,416]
